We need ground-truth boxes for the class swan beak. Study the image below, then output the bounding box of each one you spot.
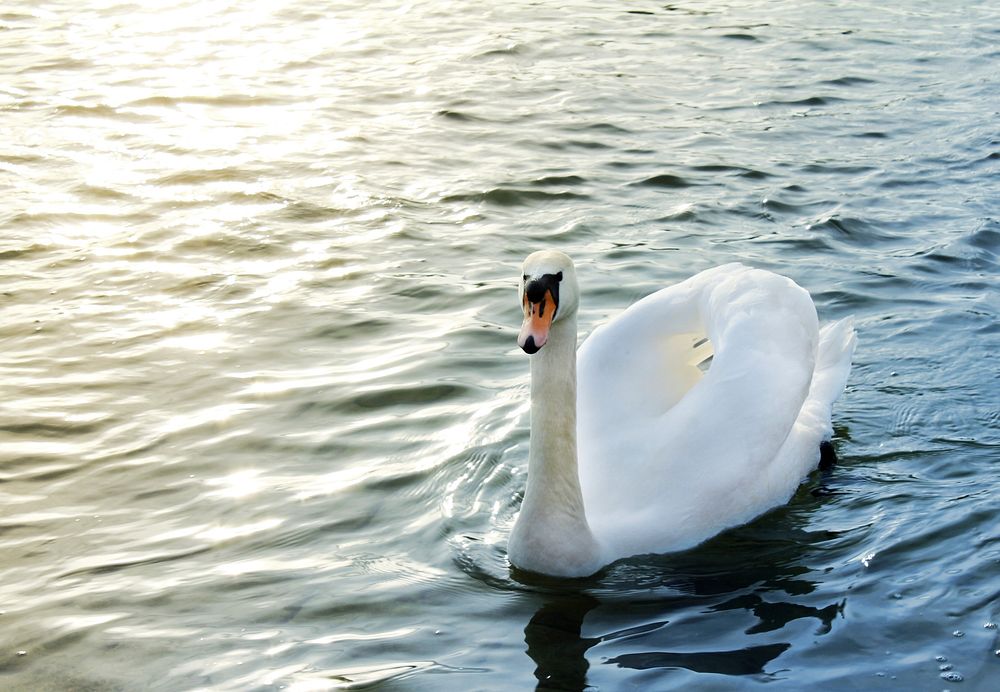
[518,291,555,354]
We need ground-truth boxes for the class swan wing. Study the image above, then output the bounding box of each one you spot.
[576,264,845,559]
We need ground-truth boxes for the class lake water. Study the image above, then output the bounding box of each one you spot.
[1,0,998,689]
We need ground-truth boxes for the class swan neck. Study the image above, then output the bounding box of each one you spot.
[508,313,605,577]
[528,316,579,490]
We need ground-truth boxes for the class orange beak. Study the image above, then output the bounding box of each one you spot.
[518,290,555,354]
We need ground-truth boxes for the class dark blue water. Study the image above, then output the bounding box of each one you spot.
[1,0,998,689]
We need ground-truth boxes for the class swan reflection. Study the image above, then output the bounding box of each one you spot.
[523,594,600,690]
[520,554,843,689]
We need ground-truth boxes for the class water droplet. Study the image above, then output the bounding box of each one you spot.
[940,671,963,682]
[936,655,948,662]
[939,663,953,671]
[952,630,965,638]
[984,622,997,630]
[891,592,903,599]
[16,651,27,657]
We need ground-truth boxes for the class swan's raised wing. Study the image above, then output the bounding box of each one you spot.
[576,264,823,557]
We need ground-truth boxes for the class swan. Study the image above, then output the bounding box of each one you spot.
[507,250,856,577]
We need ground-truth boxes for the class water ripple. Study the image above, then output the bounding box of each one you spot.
[1,0,998,689]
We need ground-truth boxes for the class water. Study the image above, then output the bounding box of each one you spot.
[1,0,998,689]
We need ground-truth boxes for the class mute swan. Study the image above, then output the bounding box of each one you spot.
[508,250,856,577]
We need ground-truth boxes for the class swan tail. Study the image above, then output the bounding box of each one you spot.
[813,316,857,412]
[793,316,856,448]
[764,317,855,494]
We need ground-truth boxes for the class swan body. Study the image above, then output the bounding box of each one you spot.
[508,251,856,577]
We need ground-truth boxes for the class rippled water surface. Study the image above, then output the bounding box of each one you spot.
[2,0,999,689]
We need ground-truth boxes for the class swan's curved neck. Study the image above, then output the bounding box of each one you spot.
[526,316,581,502]
[510,314,603,577]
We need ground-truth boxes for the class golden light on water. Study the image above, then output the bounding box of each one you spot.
[203,469,268,499]
[196,518,283,544]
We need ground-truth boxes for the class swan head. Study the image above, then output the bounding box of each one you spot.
[518,250,578,354]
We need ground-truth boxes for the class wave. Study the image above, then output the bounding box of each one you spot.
[441,188,587,206]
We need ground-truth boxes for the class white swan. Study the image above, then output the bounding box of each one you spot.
[508,250,856,577]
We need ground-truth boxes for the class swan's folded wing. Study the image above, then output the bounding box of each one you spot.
[576,264,825,557]
[577,264,742,430]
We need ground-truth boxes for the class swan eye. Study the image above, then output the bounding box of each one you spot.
[524,273,562,317]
